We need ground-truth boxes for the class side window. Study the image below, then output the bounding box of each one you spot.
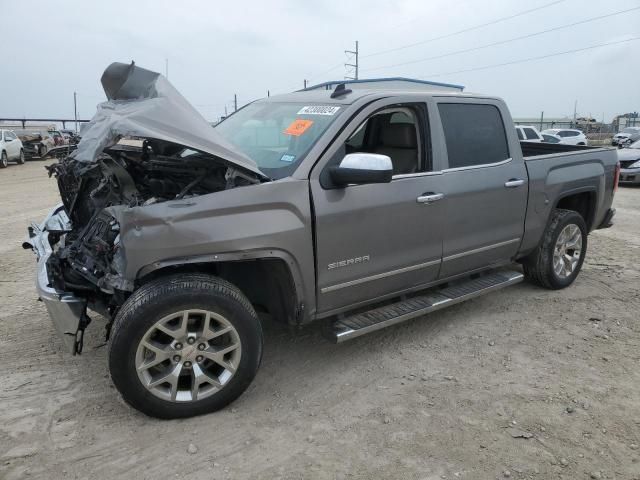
[438,103,510,168]
[558,131,568,137]
[568,131,579,137]
[523,128,539,140]
[516,128,524,140]
[343,105,428,175]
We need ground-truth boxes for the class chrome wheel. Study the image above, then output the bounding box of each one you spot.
[553,224,582,279]
[135,309,242,402]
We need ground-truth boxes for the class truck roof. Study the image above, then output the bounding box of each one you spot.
[259,86,500,106]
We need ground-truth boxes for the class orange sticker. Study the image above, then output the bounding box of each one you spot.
[284,119,314,136]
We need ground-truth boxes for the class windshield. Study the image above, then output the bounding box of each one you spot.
[629,140,640,149]
[215,102,344,179]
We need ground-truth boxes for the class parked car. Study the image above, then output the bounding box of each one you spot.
[0,129,25,167]
[612,126,640,147]
[618,139,640,185]
[60,129,80,145]
[48,130,67,146]
[542,128,588,145]
[515,125,544,142]
[25,62,618,418]
[542,133,563,144]
[14,130,56,158]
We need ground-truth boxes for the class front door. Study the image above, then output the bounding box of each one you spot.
[311,102,445,314]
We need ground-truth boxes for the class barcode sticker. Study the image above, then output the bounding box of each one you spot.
[297,106,341,116]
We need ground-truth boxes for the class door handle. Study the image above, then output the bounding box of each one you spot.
[504,179,525,188]
[416,193,444,204]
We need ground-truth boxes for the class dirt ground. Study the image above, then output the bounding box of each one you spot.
[1,159,639,480]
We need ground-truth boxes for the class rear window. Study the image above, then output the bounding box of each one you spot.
[523,128,539,140]
[438,103,510,168]
[516,128,524,140]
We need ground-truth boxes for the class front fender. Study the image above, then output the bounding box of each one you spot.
[111,178,317,318]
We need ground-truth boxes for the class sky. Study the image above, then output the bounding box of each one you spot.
[1,0,639,123]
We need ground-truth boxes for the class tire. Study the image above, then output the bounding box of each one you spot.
[17,150,25,165]
[523,209,587,290]
[108,273,263,419]
[0,151,7,168]
[38,145,47,158]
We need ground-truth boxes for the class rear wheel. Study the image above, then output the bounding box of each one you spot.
[109,273,263,419]
[17,150,25,165]
[0,151,7,168]
[523,209,587,289]
[38,145,47,158]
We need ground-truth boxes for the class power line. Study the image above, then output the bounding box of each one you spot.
[296,0,566,88]
[362,6,640,73]
[362,0,566,59]
[419,36,640,78]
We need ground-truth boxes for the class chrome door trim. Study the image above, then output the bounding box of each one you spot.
[442,157,513,173]
[321,258,441,294]
[442,238,521,262]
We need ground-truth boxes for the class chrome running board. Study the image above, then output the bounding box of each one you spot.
[327,269,524,343]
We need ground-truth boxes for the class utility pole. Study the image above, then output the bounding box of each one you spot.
[345,40,359,80]
[267,90,270,97]
[303,79,308,89]
[234,94,238,112]
[224,106,228,117]
[165,58,169,79]
[539,111,544,131]
[73,92,78,133]
[572,99,577,128]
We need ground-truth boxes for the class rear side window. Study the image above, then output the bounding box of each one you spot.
[438,103,510,168]
[523,128,539,140]
[516,128,524,140]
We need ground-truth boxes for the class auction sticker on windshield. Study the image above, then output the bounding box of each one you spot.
[284,119,314,136]
[297,106,341,115]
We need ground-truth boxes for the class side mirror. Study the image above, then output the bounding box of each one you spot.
[329,153,393,186]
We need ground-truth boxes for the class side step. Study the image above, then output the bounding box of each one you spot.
[327,269,524,343]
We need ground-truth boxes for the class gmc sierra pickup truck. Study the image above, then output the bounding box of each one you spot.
[25,63,618,418]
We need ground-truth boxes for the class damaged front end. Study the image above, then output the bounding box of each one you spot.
[24,61,265,354]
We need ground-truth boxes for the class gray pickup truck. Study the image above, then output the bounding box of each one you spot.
[25,63,618,418]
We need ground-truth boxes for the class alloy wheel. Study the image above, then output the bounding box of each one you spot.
[135,309,242,402]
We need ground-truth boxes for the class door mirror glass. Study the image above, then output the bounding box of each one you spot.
[329,153,393,186]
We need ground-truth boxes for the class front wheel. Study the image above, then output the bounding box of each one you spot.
[17,150,25,164]
[0,151,7,168]
[523,209,587,289]
[38,145,47,158]
[108,274,263,419]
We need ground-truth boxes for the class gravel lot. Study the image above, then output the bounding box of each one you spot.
[1,159,639,480]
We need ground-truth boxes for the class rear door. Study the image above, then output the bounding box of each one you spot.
[310,98,445,314]
[434,100,528,279]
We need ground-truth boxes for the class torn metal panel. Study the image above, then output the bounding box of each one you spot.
[74,61,266,179]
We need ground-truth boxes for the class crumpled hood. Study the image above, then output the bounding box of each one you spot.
[73,61,266,178]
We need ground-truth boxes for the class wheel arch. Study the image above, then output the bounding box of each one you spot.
[553,188,597,230]
[136,252,304,326]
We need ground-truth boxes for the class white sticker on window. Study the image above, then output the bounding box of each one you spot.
[297,106,341,116]
[280,154,296,163]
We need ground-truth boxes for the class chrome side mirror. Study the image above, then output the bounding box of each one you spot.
[329,153,393,186]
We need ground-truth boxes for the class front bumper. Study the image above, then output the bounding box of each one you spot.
[619,168,640,184]
[25,204,87,354]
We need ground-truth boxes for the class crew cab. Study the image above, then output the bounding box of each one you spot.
[25,63,618,418]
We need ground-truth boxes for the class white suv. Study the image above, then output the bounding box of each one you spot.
[0,129,25,168]
[542,129,588,146]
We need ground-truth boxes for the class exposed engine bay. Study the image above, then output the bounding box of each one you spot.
[45,139,261,317]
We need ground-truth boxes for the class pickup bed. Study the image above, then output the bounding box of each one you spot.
[25,62,618,418]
